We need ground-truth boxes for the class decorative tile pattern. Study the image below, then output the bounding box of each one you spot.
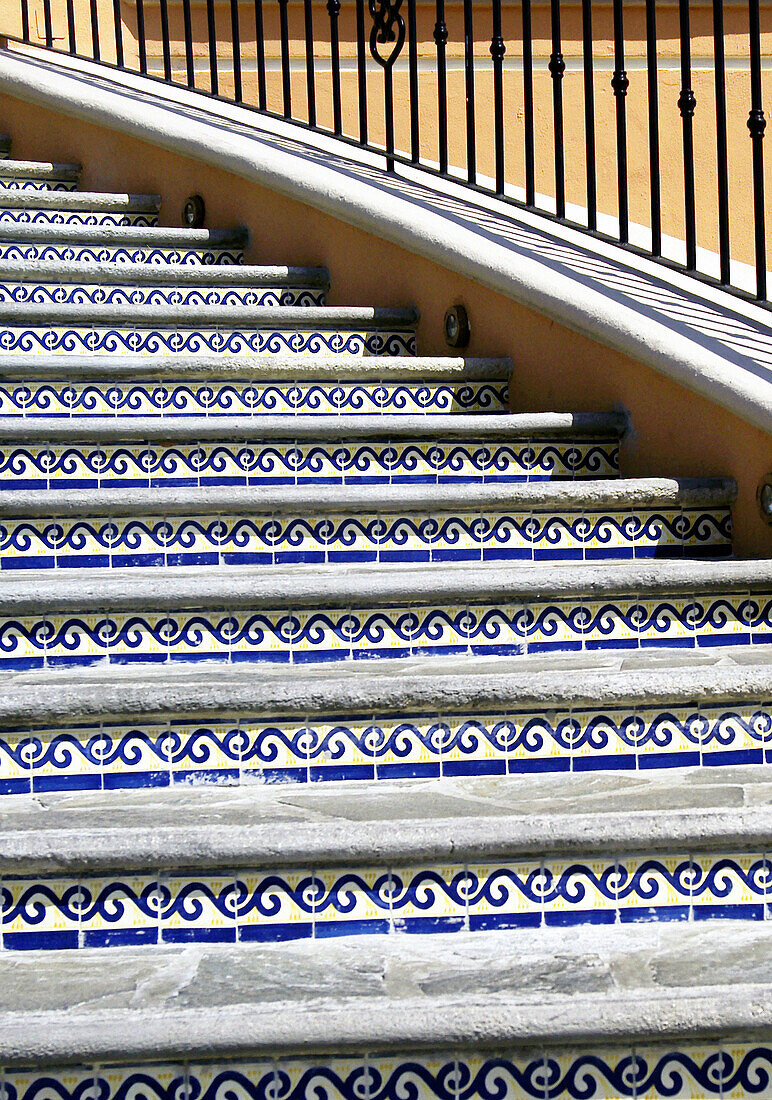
[0,210,158,226]
[3,1045,772,1100]
[0,439,620,489]
[0,244,244,264]
[0,284,326,306]
[0,507,732,570]
[0,178,77,191]
[0,850,769,948]
[0,326,416,356]
[0,379,507,416]
[0,594,767,670]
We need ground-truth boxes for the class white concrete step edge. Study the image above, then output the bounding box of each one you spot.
[0,190,160,211]
[0,159,80,181]
[0,258,329,287]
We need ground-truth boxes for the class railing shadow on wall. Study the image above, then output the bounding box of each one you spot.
[11,0,772,309]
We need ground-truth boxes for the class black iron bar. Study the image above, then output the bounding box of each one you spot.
[136,0,147,73]
[231,0,243,101]
[355,0,368,142]
[159,0,171,80]
[748,0,767,299]
[255,0,267,109]
[611,0,629,243]
[206,0,218,93]
[678,0,697,270]
[408,0,419,162]
[522,0,535,206]
[581,0,596,229]
[712,0,730,283]
[328,0,342,135]
[182,0,195,86]
[490,0,505,195]
[463,0,476,182]
[43,0,53,47]
[65,0,76,52]
[434,0,448,173]
[304,0,317,126]
[89,0,100,58]
[279,0,291,115]
[549,0,566,217]
[20,0,29,43]
[112,0,124,66]
[645,0,661,255]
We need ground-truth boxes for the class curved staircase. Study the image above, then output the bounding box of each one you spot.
[0,137,771,1100]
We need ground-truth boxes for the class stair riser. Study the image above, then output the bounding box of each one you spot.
[1,849,769,949]
[0,441,619,488]
[0,380,507,416]
[0,509,732,570]
[0,179,78,190]
[0,211,158,227]
[0,285,327,306]
[0,244,244,264]
[0,699,767,794]
[1,1046,766,1100]
[0,591,766,670]
[0,328,417,356]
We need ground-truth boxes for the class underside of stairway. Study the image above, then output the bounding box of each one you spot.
[0,131,770,1100]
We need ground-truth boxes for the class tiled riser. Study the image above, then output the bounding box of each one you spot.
[0,594,768,669]
[0,286,326,306]
[0,441,619,488]
[1,850,771,948]
[3,1046,771,1100]
[0,328,417,356]
[0,246,244,264]
[1,702,769,793]
[0,211,158,226]
[0,381,508,415]
[0,180,77,190]
[0,510,732,569]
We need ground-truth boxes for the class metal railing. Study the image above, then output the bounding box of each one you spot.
[14,0,772,307]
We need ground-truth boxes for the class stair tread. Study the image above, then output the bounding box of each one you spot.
[0,557,764,614]
[0,642,769,723]
[0,477,735,516]
[0,302,418,324]
[0,258,329,285]
[0,411,622,439]
[0,160,81,178]
[0,922,770,1061]
[0,224,247,244]
[0,191,161,210]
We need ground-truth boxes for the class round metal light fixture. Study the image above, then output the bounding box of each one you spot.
[758,474,772,523]
[182,194,206,229]
[444,304,470,349]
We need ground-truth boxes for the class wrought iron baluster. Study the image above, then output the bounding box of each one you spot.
[463,0,476,182]
[89,0,100,58]
[329,0,342,135]
[712,0,729,283]
[304,0,317,127]
[20,0,29,43]
[279,0,291,116]
[368,0,406,170]
[407,0,419,162]
[113,0,124,66]
[678,0,697,270]
[490,0,505,195]
[748,0,767,299]
[65,0,76,51]
[43,0,53,47]
[136,0,147,73]
[159,0,172,80]
[645,0,660,256]
[231,0,243,102]
[522,0,535,206]
[581,0,595,229]
[433,0,448,174]
[254,0,267,109]
[356,0,368,143]
[611,0,629,243]
[549,0,565,218]
[182,0,195,86]
[206,0,218,93]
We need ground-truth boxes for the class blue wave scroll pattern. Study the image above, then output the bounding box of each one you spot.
[4,1045,772,1100]
[0,440,620,488]
[0,380,508,416]
[0,244,245,264]
[0,210,158,226]
[0,851,768,948]
[0,701,767,795]
[0,284,325,306]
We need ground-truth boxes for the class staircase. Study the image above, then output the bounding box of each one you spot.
[0,138,771,1100]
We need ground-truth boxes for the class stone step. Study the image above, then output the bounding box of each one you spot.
[0,412,623,487]
[0,922,770,1100]
[0,159,81,190]
[0,771,770,948]
[0,478,734,571]
[0,191,161,227]
[0,224,248,264]
[0,258,330,306]
[0,644,767,792]
[0,557,767,669]
[0,303,418,355]
[0,355,510,416]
